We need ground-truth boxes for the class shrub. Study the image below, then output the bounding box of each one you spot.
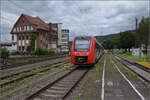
[0,47,9,59]
[33,47,55,55]
[30,51,35,55]
[0,47,10,65]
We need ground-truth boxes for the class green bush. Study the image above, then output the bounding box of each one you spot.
[30,51,35,55]
[0,47,9,59]
[33,47,55,55]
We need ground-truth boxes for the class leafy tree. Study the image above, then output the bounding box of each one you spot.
[0,47,9,65]
[119,31,136,51]
[30,33,36,52]
[102,40,114,49]
[137,17,149,52]
[33,47,55,55]
[112,35,121,49]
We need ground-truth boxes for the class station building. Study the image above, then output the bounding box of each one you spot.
[61,29,69,53]
[10,14,69,53]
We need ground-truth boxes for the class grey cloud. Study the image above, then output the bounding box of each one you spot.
[0,0,149,41]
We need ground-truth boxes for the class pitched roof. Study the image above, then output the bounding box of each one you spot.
[23,14,49,30]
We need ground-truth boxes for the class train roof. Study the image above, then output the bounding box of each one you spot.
[74,36,104,49]
[75,36,92,40]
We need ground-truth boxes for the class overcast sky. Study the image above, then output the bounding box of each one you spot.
[0,0,149,42]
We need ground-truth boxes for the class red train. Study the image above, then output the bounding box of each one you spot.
[70,36,104,65]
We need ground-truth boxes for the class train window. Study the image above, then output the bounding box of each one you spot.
[74,39,91,51]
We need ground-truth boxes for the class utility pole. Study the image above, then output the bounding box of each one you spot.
[135,17,138,48]
[148,31,150,63]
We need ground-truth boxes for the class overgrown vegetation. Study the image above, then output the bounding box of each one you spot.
[30,33,55,55]
[30,33,36,51]
[118,52,148,62]
[0,47,10,65]
[102,30,136,50]
[31,47,55,55]
[137,17,149,53]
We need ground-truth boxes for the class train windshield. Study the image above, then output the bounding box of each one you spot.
[75,39,91,51]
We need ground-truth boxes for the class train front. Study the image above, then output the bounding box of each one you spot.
[70,36,95,65]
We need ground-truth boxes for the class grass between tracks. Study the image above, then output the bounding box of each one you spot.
[7,55,58,65]
[77,55,105,100]
[1,59,69,84]
[111,54,139,81]
[118,53,148,62]
[118,53,150,69]
[0,62,73,100]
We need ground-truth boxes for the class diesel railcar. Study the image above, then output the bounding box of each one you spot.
[70,36,104,65]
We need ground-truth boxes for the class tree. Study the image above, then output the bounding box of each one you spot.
[138,17,149,52]
[102,40,114,49]
[0,47,9,65]
[30,33,36,52]
[119,31,136,51]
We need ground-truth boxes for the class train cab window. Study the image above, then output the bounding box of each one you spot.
[75,39,91,51]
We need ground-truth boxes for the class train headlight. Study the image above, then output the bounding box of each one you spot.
[86,52,89,55]
[74,52,77,55]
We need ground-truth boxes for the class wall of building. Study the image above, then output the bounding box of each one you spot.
[10,14,69,54]
[61,30,69,53]
[57,23,62,46]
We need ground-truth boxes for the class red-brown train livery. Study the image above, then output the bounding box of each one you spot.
[70,36,104,65]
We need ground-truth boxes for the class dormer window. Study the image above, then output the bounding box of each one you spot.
[27,26,30,30]
[21,26,23,30]
[29,26,33,30]
[31,26,33,30]
[19,27,21,31]
[13,27,16,32]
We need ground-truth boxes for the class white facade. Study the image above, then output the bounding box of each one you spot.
[61,29,69,53]
[19,40,21,46]
[22,40,25,46]
[12,34,17,42]
[57,23,62,46]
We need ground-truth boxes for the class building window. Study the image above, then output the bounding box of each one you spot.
[21,26,24,30]
[19,46,21,51]
[17,27,19,31]
[22,36,24,40]
[27,26,30,30]
[24,26,26,30]
[16,27,17,31]
[31,26,33,30]
[12,35,14,40]
[29,26,33,30]
[19,27,21,31]
[13,27,16,32]
[19,36,21,40]
[22,46,24,51]
[25,26,27,30]
[26,36,28,40]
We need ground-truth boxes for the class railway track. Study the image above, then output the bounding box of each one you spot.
[115,56,150,83]
[0,61,70,87]
[1,55,68,70]
[26,67,90,100]
[0,59,69,80]
[117,56,150,73]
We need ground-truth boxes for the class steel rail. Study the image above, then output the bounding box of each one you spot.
[0,61,69,86]
[115,56,150,83]
[26,67,90,100]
